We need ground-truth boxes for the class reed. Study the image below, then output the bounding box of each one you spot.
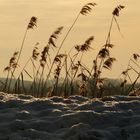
[41,2,96,95]
[121,53,140,95]
[37,26,63,97]
[3,51,19,92]
[90,5,125,97]
[2,2,129,98]
[7,17,37,93]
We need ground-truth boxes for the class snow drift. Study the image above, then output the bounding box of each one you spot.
[0,92,140,140]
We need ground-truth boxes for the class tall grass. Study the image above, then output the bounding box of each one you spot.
[121,53,140,95]
[3,17,37,94]
[2,2,128,98]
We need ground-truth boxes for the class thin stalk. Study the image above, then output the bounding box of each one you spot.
[70,53,84,95]
[64,56,68,96]
[37,67,45,97]
[60,52,80,93]
[127,73,140,94]
[8,28,28,93]
[2,70,10,92]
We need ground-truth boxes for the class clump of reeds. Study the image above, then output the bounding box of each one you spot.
[121,53,140,95]
[35,26,64,97]
[2,2,127,98]
[90,5,125,97]
[11,42,40,94]
[3,51,19,92]
[5,16,38,93]
[41,2,97,96]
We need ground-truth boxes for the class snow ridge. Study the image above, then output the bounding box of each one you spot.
[0,92,140,140]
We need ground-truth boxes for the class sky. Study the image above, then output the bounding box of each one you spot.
[0,0,140,80]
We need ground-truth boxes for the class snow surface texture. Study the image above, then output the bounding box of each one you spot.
[0,92,140,140]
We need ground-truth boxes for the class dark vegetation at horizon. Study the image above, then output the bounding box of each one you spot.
[1,2,140,98]
[1,77,140,97]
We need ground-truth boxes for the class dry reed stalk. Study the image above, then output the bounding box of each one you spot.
[69,36,94,95]
[91,5,125,97]
[63,55,70,97]
[36,27,63,97]
[13,43,40,95]
[59,36,94,95]
[77,64,90,96]
[121,53,140,95]
[8,16,37,93]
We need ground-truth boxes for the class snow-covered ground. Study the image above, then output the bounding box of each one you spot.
[0,92,140,140]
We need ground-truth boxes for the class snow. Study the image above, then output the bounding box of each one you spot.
[0,92,140,140]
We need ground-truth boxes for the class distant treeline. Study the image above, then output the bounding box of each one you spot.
[0,77,139,97]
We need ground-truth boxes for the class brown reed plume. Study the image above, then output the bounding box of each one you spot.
[112,5,125,34]
[80,3,96,15]
[75,36,94,52]
[32,43,40,61]
[112,5,125,17]
[40,27,63,68]
[103,57,116,70]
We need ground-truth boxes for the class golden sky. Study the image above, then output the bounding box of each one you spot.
[0,0,140,79]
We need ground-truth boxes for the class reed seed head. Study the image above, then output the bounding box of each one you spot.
[75,36,94,52]
[54,64,61,79]
[4,66,11,72]
[80,2,97,15]
[54,54,67,64]
[4,51,19,72]
[103,57,116,70]
[40,45,49,68]
[48,26,64,47]
[133,53,140,61]
[112,5,125,17]
[98,48,109,58]
[120,79,127,87]
[27,16,37,29]
[32,43,40,60]
[10,51,19,68]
